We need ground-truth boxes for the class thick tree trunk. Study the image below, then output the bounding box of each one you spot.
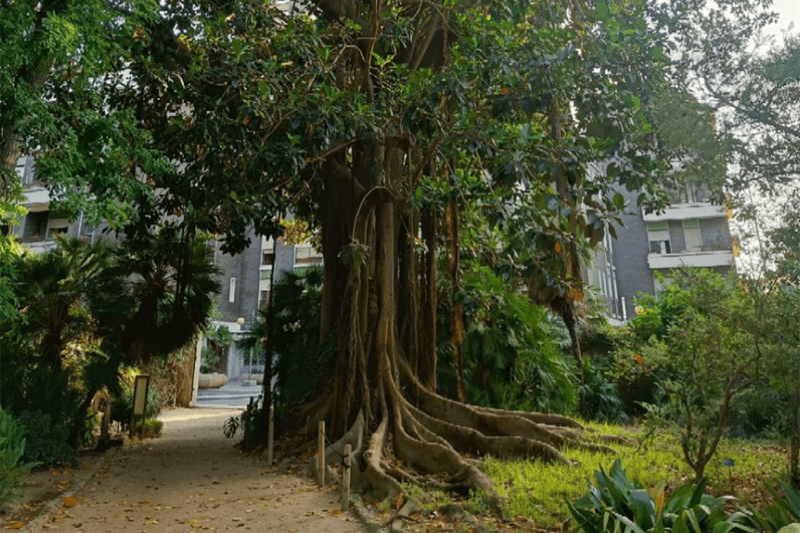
[289,3,610,504]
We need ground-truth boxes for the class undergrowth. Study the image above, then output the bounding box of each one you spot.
[476,423,787,528]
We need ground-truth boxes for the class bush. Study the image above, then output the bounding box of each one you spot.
[133,418,163,438]
[224,396,264,449]
[16,410,76,467]
[439,266,576,413]
[578,359,628,424]
[0,408,30,504]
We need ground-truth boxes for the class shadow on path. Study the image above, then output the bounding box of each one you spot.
[36,408,367,533]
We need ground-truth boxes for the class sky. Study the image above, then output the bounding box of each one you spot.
[771,0,799,35]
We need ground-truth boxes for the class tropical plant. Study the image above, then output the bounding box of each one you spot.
[744,481,800,533]
[566,459,746,533]
[578,359,628,424]
[239,268,334,410]
[0,407,30,504]
[440,265,576,413]
[200,325,233,374]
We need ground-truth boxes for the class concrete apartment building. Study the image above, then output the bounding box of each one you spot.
[6,155,322,380]
[586,182,737,323]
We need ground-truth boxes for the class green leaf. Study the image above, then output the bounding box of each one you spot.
[595,2,611,21]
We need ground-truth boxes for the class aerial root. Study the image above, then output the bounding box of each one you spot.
[362,385,404,497]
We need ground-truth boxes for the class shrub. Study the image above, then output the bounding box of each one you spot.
[110,368,162,431]
[439,266,576,413]
[16,410,76,466]
[566,459,747,533]
[578,360,628,424]
[0,408,30,504]
[224,396,264,448]
[133,418,164,438]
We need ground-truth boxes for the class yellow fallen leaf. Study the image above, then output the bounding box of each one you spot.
[139,499,151,504]
[62,496,78,508]
[331,509,342,516]
[5,521,25,529]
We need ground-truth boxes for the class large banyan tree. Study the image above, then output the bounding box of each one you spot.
[102,0,701,498]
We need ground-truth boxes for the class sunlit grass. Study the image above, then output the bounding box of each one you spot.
[477,422,788,529]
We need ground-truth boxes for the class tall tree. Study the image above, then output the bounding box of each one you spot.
[652,0,799,249]
[121,0,686,499]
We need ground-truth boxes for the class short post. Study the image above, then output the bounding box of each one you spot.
[317,420,325,487]
[267,403,274,466]
[99,395,111,444]
[244,397,254,450]
[342,444,352,510]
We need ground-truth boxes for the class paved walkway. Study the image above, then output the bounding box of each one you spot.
[196,381,264,409]
[33,408,367,533]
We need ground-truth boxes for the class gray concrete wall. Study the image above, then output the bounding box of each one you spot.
[668,220,686,253]
[214,230,262,323]
[273,240,296,284]
[609,188,655,319]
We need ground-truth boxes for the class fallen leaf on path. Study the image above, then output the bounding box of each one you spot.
[62,496,78,508]
[4,521,25,529]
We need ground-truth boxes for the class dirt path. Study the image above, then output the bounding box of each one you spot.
[22,408,368,533]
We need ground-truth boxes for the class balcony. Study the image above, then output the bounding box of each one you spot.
[647,250,735,269]
[643,203,727,222]
[21,240,58,254]
[23,186,51,210]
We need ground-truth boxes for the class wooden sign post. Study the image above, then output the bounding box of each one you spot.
[130,374,151,439]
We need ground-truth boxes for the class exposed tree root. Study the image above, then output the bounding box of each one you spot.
[299,354,617,506]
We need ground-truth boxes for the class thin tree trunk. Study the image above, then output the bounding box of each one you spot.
[258,248,277,443]
[446,189,465,403]
[791,368,800,487]
[420,209,437,390]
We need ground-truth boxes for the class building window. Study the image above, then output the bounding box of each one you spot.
[47,218,69,240]
[647,222,671,254]
[682,219,702,251]
[259,278,271,307]
[295,243,322,265]
[262,237,275,266]
[22,211,48,241]
[14,157,27,182]
[229,277,236,303]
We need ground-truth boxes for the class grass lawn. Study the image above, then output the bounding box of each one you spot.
[476,422,789,529]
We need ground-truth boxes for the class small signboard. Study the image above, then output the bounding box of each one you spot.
[130,374,151,438]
